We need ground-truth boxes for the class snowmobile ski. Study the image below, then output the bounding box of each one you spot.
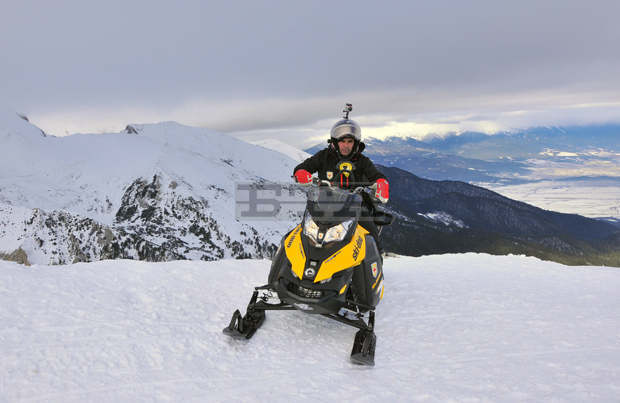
[350,329,377,366]
[223,288,296,339]
[222,308,265,340]
[222,291,266,339]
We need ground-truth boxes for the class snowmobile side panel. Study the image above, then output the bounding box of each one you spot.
[351,235,383,309]
[268,239,289,286]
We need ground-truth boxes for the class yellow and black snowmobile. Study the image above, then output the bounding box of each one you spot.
[223,179,393,366]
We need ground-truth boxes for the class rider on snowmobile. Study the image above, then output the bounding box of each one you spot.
[224,106,392,365]
[293,106,389,254]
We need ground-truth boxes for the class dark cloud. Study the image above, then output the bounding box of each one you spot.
[2,1,620,138]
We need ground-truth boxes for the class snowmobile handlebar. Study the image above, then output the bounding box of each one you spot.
[310,176,374,189]
[306,177,381,203]
[292,175,375,189]
[291,176,380,202]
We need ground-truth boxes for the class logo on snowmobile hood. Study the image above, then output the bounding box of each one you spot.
[287,225,301,248]
[285,224,306,279]
[352,235,363,261]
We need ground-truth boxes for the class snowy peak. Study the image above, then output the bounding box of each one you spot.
[0,113,306,265]
[1,116,301,222]
[0,110,47,140]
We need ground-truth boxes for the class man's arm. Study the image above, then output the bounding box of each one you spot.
[293,149,325,176]
[360,156,386,182]
[361,156,389,203]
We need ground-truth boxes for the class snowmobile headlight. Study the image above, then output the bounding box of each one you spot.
[323,219,354,244]
[303,215,320,245]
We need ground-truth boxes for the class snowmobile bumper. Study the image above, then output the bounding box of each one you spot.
[275,278,346,315]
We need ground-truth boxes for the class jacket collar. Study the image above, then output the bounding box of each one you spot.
[328,141,366,161]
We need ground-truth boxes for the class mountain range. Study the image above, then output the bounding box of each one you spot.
[379,166,620,266]
[1,111,618,266]
[307,125,620,184]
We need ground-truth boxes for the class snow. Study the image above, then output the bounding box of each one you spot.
[486,179,620,219]
[1,112,310,263]
[249,139,311,163]
[0,116,301,226]
[0,204,31,252]
[418,211,467,228]
[522,157,620,180]
[2,253,619,401]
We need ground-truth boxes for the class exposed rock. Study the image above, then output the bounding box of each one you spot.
[124,125,139,134]
[0,247,30,266]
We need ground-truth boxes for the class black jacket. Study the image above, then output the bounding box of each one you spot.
[293,142,386,186]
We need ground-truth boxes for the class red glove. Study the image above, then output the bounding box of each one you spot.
[375,178,389,203]
[294,169,312,184]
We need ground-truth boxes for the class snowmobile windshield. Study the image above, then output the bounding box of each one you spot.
[305,186,362,227]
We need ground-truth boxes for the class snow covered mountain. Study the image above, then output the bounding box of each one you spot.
[427,125,620,160]
[0,111,305,264]
[2,110,618,267]
[306,125,620,185]
[2,254,619,401]
[380,166,620,267]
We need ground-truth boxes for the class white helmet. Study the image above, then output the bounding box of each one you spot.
[330,118,361,142]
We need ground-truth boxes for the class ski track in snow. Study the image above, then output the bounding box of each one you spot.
[1,254,620,402]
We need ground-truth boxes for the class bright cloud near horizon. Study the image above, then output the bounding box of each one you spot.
[2,1,620,148]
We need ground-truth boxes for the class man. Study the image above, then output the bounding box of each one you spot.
[293,113,389,253]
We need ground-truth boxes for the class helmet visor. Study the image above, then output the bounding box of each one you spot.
[331,123,360,141]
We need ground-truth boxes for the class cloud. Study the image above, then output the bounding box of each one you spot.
[3,1,620,145]
[28,86,620,149]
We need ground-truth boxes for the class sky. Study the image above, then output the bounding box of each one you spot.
[2,0,620,147]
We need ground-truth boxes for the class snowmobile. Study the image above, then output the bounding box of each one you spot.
[223,178,394,366]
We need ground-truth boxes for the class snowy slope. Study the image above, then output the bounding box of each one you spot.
[0,117,298,224]
[2,254,619,402]
[1,112,308,264]
[249,138,311,163]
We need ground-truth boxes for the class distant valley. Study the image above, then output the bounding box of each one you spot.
[306,125,620,220]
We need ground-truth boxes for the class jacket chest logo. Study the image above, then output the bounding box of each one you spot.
[338,162,354,177]
[327,171,334,180]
